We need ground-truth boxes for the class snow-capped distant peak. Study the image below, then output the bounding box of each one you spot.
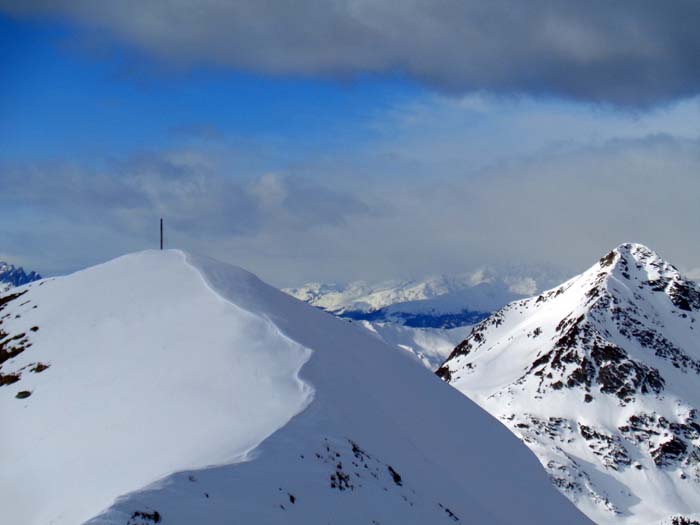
[0,261,41,292]
[437,243,700,524]
[285,275,462,314]
[284,266,564,331]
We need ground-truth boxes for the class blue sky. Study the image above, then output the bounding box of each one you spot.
[0,15,419,162]
[2,3,700,286]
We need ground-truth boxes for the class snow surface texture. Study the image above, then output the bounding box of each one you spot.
[438,243,700,525]
[1,250,588,525]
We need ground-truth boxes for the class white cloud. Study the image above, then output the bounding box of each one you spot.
[3,95,700,286]
[685,268,700,282]
[249,173,288,209]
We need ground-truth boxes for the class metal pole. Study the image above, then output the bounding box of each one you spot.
[160,218,163,250]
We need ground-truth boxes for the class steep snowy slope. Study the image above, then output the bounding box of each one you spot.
[437,243,700,524]
[1,250,588,525]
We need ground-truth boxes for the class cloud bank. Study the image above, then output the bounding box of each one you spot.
[3,0,700,105]
[3,96,700,285]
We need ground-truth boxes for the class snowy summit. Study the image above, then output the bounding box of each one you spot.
[0,250,587,525]
[438,243,700,524]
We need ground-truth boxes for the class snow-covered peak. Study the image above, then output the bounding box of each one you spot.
[595,242,680,282]
[2,250,587,525]
[437,243,700,524]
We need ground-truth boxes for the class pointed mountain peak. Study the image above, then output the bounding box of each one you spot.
[587,243,698,314]
[437,244,700,523]
[596,243,668,277]
[598,242,678,272]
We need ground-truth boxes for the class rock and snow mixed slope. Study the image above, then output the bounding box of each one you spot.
[437,243,700,524]
[0,250,587,525]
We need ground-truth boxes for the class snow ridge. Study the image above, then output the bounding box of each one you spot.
[1,251,313,525]
[1,250,589,525]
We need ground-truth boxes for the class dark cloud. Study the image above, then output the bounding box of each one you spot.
[3,0,700,105]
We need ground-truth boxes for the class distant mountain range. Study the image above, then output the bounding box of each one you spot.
[285,266,564,329]
[438,244,700,524]
[285,267,564,369]
[0,262,41,292]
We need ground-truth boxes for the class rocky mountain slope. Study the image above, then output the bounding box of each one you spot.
[1,250,587,525]
[437,243,700,524]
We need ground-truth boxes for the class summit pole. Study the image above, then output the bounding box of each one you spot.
[160,218,163,250]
